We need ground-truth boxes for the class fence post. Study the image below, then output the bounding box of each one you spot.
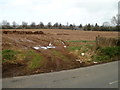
[96,35,100,48]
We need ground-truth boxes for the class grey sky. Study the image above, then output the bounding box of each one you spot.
[0,0,119,25]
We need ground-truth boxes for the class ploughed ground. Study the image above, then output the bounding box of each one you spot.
[2,29,118,78]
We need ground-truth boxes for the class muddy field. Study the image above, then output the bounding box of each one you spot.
[3,29,118,41]
[2,29,119,78]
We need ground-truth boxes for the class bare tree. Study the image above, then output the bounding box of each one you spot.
[69,24,73,29]
[47,22,52,29]
[2,20,8,26]
[79,24,82,28]
[39,22,44,28]
[22,21,28,29]
[12,21,17,28]
[53,22,59,29]
[59,23,62,29]
[30,22,36,28]
[111,15,118,26]
[111,2,120,26]
[2,20,10,29]
[103,22,110,27]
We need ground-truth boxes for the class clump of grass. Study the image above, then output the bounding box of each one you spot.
[100,46,120,58]
[26,50,44,70]
[85,44,94,50]
[81,48,89,53]
[92,46,120,62]
[92,55,111,62]
[2,49,17,62]
[67,46,82,51]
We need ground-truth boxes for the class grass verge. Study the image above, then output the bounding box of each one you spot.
[92,46,120,62]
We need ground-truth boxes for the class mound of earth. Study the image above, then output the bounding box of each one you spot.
[3,31,44,34]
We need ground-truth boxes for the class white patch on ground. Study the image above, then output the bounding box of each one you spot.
[76,59,82,63]
[40,47,48,50]
[64,46,67,48]
[93,62,98,64]
[49,42,52,46]
[26,39,34,43]
[33,47,40,50]
[47,46,56,49]
[109,81,118,85]
[33,42,56,50]
[81,53,85,56]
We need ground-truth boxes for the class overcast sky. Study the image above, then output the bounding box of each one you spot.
[0,0,119,25]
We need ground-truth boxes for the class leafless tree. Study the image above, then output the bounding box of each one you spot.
[53,22,59,28]
[111,15,120,26]
[30,22,36,28]
[39,22,44,28]
[22,21,28,29]
[47,22,52,29]
[2,20,10,28]
[2,20,8,26]
[12,21,17,28]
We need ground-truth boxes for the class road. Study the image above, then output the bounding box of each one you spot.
[2,61,119,88]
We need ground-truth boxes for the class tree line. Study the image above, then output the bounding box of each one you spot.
[1,20,118,31]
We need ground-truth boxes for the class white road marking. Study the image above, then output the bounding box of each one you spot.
[109,81,118,85]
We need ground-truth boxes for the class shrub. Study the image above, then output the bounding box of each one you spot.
[92,55,110,62]
[100,46,120,58]
[92,46,120,62]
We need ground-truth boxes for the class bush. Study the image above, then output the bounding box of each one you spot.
[2,50,17,62]
[92,46,120,62]
[100,46,120,58]
[92,55,110,62]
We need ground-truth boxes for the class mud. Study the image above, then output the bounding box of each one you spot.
[3,31,44,34]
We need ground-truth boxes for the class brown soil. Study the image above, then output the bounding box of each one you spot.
[3,29,118,41]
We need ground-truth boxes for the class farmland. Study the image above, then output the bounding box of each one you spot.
[2,29,119,78]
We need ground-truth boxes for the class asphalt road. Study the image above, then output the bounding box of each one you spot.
[2,61,119,88]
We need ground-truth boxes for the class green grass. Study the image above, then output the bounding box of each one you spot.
[92,46,120,62]
[67,44,94,52]
[85,44,94,50]
[66,40,96,43]
[2,49,45,70]
[100,46,120,58]
[25,50,44,70]
[2,49,17,62]
[67,46,82,51]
